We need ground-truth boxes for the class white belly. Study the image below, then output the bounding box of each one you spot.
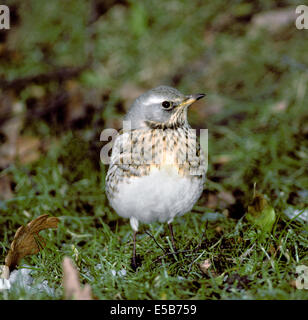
[108,165,204,229]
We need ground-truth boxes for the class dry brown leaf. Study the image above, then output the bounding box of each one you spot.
[0,94,43,167]
[0,92,14,121]
[289,280,297,289]
[206,191,235,209]
[0,135,42,166]
[65,80,86,124]
[0,174,14,200]
[62,257,92,300]
[0,103,23,168]
[0,98,43,167]
[212,154,232,165]
[16,136,41,164]
[5,214,59,270]
[206,193,218,209]
[217,191,236,206]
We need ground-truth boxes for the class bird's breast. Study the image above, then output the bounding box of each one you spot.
[127,127,205,177]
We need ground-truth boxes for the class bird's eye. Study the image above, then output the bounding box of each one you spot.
[162,101,172,109]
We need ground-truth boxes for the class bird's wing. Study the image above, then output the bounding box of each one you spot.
[107,132,146,178]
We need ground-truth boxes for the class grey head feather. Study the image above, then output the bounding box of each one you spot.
[124,86,186,130]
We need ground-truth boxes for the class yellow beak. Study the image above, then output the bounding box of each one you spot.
[178,93,206,108]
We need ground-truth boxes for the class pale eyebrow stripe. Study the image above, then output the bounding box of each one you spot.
[144,96,164,105]
[144,96,182,105]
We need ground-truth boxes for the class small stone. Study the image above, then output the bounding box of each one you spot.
[199,259,211,274]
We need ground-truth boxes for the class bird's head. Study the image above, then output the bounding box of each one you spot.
[124,86,205,129]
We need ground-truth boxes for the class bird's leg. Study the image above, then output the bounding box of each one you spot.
[131,231,137,271]
[168,223,177,252]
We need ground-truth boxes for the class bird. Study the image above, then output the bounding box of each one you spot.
[105,85,206,270]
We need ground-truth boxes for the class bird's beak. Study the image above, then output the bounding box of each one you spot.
[178,93,206,108]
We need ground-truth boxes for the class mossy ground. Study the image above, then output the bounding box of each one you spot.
[0,0,307,300]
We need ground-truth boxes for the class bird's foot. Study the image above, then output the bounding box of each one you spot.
[131,255,142,271]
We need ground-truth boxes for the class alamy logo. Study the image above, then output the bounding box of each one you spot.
[295,5,308,29]
[99,121,208,176]
[0,5,10,30]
